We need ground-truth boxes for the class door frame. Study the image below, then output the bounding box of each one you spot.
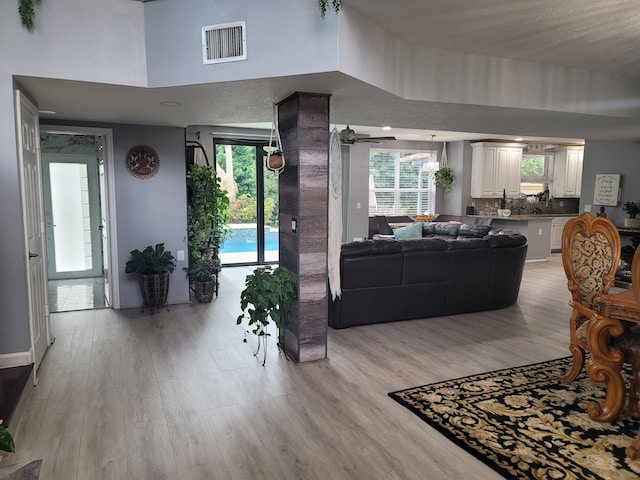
[42,153,103,280]
[41,125,120,309]
[213,138,276,266]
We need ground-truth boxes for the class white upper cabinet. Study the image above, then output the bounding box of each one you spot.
[552,146,584,198]
[471,142,523,198]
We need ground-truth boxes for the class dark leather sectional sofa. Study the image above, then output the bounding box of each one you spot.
[328,222,528,329]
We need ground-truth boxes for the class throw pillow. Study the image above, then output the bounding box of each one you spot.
[393,222,423,240]
[0,460,42,480]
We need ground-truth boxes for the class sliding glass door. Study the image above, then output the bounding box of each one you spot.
[214,140,278,265]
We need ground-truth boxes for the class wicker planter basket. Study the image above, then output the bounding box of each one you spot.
[194,280,216,303]
[139,272,170,306]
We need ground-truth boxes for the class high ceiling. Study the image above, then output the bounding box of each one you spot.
[19,0,640,144]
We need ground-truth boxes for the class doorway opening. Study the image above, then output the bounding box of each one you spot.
[40,129,114,312]
[213,139,279,266]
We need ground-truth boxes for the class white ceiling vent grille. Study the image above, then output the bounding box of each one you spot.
[202,21,247,65]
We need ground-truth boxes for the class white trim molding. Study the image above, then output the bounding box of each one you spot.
[0,352,32,368]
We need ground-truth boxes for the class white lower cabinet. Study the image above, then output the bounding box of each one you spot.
[551,217,576,251]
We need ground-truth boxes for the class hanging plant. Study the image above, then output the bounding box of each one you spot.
[434,167,454,194]
[19,0,41,32]
[318,0,342,18]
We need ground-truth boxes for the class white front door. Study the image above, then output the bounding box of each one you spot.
[42,153,102,280]
[16,90,51,378]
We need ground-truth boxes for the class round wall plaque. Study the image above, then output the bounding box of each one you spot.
[125,145,160,179]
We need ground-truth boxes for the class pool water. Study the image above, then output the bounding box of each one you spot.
[221,224,279,253]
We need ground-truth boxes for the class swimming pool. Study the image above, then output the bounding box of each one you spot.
[220,224,279,253]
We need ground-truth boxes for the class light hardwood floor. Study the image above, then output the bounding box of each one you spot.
[5,255,574,479]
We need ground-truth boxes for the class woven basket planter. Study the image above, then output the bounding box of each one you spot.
[139,272,170,306]
[194,280,216,303]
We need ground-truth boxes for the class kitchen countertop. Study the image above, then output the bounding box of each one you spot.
[471,214,578,221]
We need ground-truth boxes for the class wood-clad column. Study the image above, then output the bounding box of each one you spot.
[277,92,330,363]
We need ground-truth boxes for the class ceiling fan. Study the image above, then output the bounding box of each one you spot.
[339,125,396,144]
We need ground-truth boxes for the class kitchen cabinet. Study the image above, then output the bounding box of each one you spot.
[471,142,523,198]
[552,146,583,198]
[550,216,576,251]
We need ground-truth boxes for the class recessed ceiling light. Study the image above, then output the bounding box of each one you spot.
[382,126,392,131]
[38,110,56,115]
[160,101,182,107]
[514,137,524,141]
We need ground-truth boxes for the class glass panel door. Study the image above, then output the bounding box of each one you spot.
[42,153,102,279]
[215,141,279,265]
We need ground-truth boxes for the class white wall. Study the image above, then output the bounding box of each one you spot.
[112,125,190,308]
[0,0,149,354]
[337,6,640,119]
[581,140,640,228]
[144,0,339,87]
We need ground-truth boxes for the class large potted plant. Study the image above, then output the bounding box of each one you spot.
[236,266,297,365]
[0,424,15,463]
[623,201,640,228]
[125,243,176,308]
[186,164,229,302]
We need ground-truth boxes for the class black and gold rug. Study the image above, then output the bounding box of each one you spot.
[389,357,640,479]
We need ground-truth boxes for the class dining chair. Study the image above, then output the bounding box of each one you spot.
[560,213,627,421]
[599,245,640,459]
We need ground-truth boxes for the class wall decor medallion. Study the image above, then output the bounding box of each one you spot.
[125,145,160,179]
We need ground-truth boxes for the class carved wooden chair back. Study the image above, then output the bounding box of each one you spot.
[560,213,621,385]
[562,213,621,312]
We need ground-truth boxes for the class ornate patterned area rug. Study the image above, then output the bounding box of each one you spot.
[389,357,640,480]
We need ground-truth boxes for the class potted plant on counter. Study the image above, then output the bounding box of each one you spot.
[623,201,640,228]
[125,243,176,309]
[236,266,297,366]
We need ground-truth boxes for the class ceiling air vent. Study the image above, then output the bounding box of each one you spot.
[202,21,247,65]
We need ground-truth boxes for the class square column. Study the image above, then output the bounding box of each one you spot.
[277,92,330,363]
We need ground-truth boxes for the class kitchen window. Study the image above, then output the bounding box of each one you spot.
[369,148,438,215]
[520,153,553,195]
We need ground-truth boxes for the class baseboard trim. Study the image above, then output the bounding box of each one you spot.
[0,352,32,369]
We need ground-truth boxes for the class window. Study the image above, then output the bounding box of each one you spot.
[520,153,552,195]
[369,149,438,216]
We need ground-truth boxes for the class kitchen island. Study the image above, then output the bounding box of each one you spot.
[470,214,577,261]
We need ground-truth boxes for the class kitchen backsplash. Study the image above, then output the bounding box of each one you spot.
[471,197,580,216]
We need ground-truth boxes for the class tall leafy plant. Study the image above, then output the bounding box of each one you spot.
[237,266,297,365]
[186,164,230,261]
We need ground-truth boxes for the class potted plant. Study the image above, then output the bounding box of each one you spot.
[125,243,176,308]
[236,266,297,365]
[186,164,229,302]
[434,167,454,195]
[184,253,220,303]
[623,201,640,228]
[0,424,15,463]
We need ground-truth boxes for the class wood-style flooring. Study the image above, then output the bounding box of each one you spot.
[4,255,575,479]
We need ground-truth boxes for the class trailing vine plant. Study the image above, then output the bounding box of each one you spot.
[318,0,342,18]
[19,0,42,32]
[434,167,454,194]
